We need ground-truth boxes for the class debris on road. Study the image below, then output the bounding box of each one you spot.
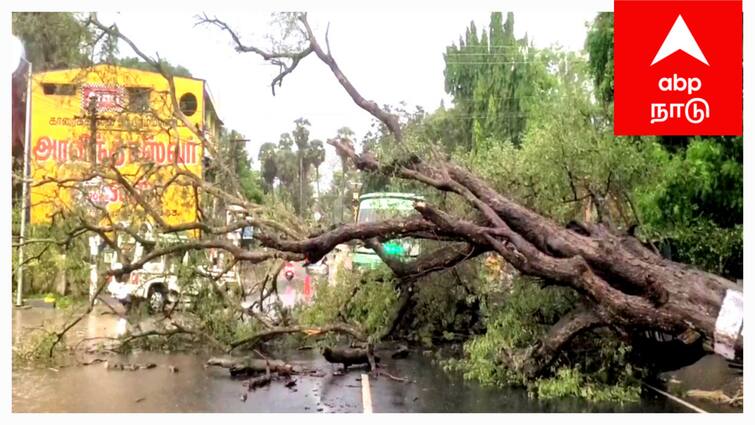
[322,346,379,371]
[206,356,294,377]
[103,361,157,371]
[686,389,743,406]
[391,344,410,359]
[244,373,272,391]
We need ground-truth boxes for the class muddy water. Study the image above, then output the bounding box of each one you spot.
[12,307,689,413]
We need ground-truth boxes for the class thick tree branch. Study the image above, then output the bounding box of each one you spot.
[229,323,366,352]
[521,309,605,379]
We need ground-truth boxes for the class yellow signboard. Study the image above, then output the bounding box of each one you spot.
[29,65,208,232]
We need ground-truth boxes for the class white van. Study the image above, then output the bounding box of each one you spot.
[105,231,238,313]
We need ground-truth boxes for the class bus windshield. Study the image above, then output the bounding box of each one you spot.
[357,197,419,224]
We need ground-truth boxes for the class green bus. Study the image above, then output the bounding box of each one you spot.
[352,192,424,269]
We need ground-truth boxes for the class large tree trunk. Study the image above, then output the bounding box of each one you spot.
[248,12,744,371]
[92,13,743,378]
[316,136,743,374]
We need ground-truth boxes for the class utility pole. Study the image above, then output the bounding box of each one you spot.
[73,93,103,165]
[299,153,304,215]
[76,94,103,304]
[87,95,98,164]
[15,59,32,307]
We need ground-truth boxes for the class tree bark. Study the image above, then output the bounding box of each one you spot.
[322,346,378,370]
[87,13,743,372]
[326,138,742,361]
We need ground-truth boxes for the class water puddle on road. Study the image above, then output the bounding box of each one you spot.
[12,306,694,413]
[12,349,689,413]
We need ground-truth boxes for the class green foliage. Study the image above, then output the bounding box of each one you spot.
[260,119,324,216]
[187,284,260,346]
[585,12,614,106]
[12,329,58,368]
[402,260,486,347]
[48,294,83,310]
[634,137,743,276]
[319,168,359,226]
[444,12,555,149]
[116,56,192,77]
[584,13,742,277]
[458,50,655,229]
[348,272,400,337]
[259,142,279,194]
[12,12,96,71]
[14,217,91,297]
[534,335,642,403]
[637,137,742,227]
[445,277,575,384]
[444,276,640,403]
[300,267,399,338]
[534,364,640,403]
[212,128,265,204]
[298,268,356,326]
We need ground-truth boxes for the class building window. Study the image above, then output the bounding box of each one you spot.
[127,87,151,112]
[179,93,197,117]
[42,83,76,96]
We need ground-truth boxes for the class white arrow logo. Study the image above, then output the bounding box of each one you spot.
[651,14,709,66]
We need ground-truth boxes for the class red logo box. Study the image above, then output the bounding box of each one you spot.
[614,0,742,135]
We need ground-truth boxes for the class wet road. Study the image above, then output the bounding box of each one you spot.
[12,350,692,413]
[12,349,688,413]
[10,307,703,413]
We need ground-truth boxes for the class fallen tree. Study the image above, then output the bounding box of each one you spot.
[25,12,741,383]
[197,12,743,376]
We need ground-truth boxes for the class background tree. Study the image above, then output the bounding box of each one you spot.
[223,129,264,203]
[12,12,119,298]
[444,12,553,150]
[12,12,96,71]
[333,127,359,222]
[116,56,193,77]
[307,139,326,199]
[275,133,299,206]
[585,12,614,107]
[259,142,278,195]
[585,13,742,278]
[292,118,313,215]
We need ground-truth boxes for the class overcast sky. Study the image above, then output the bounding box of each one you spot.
[95,9,597,183]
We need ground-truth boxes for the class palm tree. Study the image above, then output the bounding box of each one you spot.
[334,127,355,223]
[258,142,277,195]
[275,149,298,205]
[278,132,294,150]
[276,133,297,205]
[292,118,311,215]
[307,139,325,199]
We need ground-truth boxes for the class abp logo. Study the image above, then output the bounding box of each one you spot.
[614,0,742,135]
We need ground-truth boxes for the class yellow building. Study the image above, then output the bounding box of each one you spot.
[29,64,223,231]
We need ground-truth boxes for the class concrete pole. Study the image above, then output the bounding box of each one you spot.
[88,235,100,305]
[89,262,98,304]
[15,61,32,307]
